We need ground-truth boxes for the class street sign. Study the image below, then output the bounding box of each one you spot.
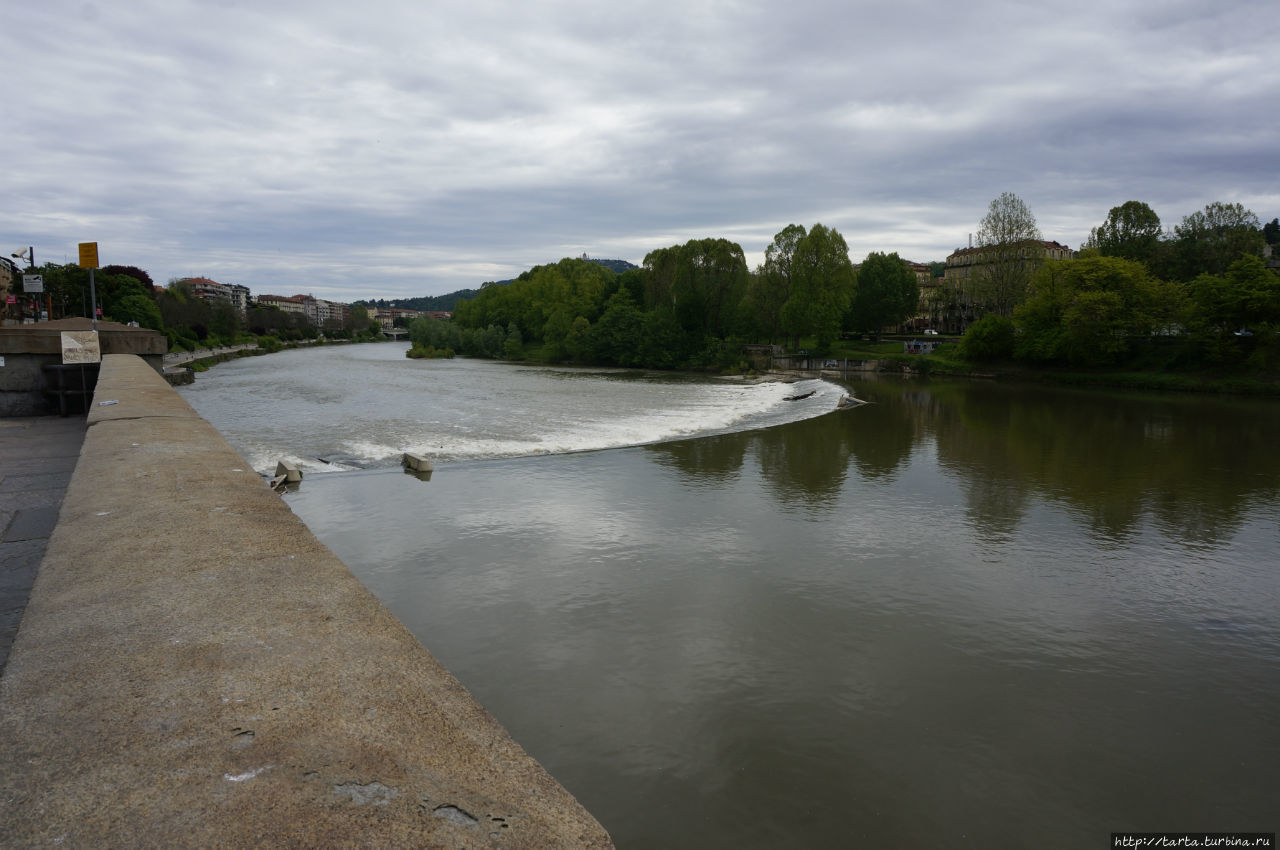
[78,242,99,269]
[23,274,44,293]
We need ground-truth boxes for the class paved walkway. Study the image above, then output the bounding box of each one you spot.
[161,342,258,367]
[0,415,86,675]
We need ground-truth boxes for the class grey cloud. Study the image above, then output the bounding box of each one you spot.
[3,0,1276,301]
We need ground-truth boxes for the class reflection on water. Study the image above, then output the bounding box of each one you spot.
[278,375,1280,848]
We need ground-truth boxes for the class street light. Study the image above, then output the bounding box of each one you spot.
[8,247,38,321]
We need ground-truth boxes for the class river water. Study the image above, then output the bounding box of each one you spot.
[180,343,1280,847]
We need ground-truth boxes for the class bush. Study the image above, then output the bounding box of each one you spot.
[960,315,1016,361]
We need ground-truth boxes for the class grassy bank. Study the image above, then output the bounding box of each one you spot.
[797,337,1280,397]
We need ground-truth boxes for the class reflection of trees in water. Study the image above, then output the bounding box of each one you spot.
[646,433,748,487]
[750,414,854,510]
[917,381,1280,545]
[648,378,1279,542]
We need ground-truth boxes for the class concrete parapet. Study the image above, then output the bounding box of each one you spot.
[0,354,612,847]
[0,318,166,416]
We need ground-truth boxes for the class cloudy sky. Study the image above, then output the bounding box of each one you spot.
[5,0,1277,302]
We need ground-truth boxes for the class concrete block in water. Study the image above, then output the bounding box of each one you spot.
[275,460,302,482]
[402,453,433,473]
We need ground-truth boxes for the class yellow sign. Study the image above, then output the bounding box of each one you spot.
[78,242,99,269]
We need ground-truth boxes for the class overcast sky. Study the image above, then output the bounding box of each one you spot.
[5,0,1277,302]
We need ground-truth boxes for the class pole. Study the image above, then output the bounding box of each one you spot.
[89,268,98,331]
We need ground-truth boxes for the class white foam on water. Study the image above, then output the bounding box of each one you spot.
[181,347,847,474]
[338,378,841,466]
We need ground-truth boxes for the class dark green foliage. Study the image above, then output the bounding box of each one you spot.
[1264,218,1279,246]
[748,225,806,345]
[1168,201,1265,280]
[1180,254,1280,366]
[848,252,919,337]
[111,293,164,329]
[452,248,753,369]
[642,238,750,339]
[100,264,155,290]
[587,291,645,366]
[959,315,1016,361]
[782,224,855,352]
[1086,201,1163,265]
[1013,256,1171,366]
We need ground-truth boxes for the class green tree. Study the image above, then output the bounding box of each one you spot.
[847,252,919,337]
[23,263,91,318]
[1085,201,1163,265]
[747,224,806,344]
[1264,218,1280,246]
[588,290,644,365]
[783,224,855,352]
[959,314,1016,361]
[348,303,373,334]
[503,321,524,360]
[100,264,155,290]
[1184,253,1280,335]
[110,293,164,330]
[541,306,574,361]
[1013,256,1171,366]
[1170,201,1264,280]
[974,191,1043,317]
[643,238,749,340]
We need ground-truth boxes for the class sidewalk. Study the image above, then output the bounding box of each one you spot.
[161,342,258,367]
[0,415,86,675]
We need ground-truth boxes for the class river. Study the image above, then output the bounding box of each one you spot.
[180,343,1280,848]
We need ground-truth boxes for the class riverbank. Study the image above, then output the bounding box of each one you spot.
[164,337,388,385]
[925,358,1280,396]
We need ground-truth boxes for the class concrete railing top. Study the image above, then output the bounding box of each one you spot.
[0,317,166,356]
[0,354,612,848]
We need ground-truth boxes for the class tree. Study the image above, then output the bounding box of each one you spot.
[588,290,644,365]
[100,264,155,290]
[503,321,524,360]
[347,303,373,333]
[1185,253,1280,335]
[847,252,919,337]
[1261,217,1279,247]
[1170,201,1264,280]
[1013,256,1172,366]
[110,293,164,330]
[974,191,1043,317]
[747,224,806,344]
[782,223,855,352]
[1085,201,1163,265]
[643,238,749,340]
[959,314,1015,361]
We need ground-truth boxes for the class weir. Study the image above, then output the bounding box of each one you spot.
[0,354,612,847]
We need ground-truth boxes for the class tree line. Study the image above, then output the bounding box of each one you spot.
[8,264,379,350]
[411,226,921,369]
[957,197,1280,372]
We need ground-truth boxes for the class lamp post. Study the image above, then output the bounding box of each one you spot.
[9,247,41,321]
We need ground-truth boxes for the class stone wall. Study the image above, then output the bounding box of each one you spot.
[0,319,166,416]
[0,354,612,847]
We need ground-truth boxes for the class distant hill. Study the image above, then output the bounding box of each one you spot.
[358,290,481,312]
[358,258,638,311]
[587,258,639,275]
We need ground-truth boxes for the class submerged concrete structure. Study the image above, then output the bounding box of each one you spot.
[0,354,612,847]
